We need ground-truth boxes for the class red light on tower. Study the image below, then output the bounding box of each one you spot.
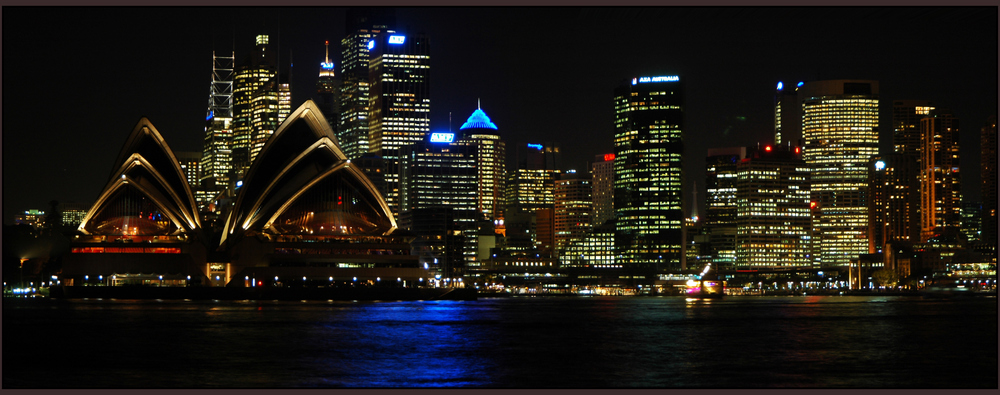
[795,147,801,154]
[765,145,772,152]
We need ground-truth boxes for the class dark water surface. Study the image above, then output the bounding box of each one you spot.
[3,295,996,388]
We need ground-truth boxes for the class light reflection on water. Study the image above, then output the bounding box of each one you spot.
[3,296,996,388]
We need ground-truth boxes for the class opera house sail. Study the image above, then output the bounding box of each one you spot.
[220,100,424,286]
[63,118,209,286]
[61,101,430,289]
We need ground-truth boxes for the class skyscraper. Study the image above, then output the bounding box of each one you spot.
[867,154,921,253]
[399,137,478,269]
[554,171,592,255]
[232,34,281,176]
[774,81,804,146]
[590,153,615,228]
[920,109,961,240]
[800,80,879,266]
[201,50,234,201]
[734,145,812,268]
[339,8,395,160]
[456,104,506,223]
[367,31,431,217]
[704,147,746,268]
[613,75,684,269]
[982,115,998,244]
[316,40,341,134]
[893,100,935,157]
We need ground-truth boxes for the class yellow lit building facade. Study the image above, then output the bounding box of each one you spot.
[735,146,812,268]
[367,32,431,217]
[799,80,879,266]
[613,76,684,269]
[232,35,278,174]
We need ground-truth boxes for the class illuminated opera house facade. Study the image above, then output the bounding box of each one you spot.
[62,101,429,287]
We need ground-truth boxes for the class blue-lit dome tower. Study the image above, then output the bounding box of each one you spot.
[457,102,506,224]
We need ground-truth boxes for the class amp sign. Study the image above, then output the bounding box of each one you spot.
[430,133,455,143]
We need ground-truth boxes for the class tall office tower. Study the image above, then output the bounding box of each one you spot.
[591,153,615,227]
[554,171,593,255]
[867,155,921,253]
[202,51,235,198]
[981,115,997,243]
[800,80,879,266]
[893,100,935,156]
[368,31,431,217]
[517,142,561,170]
[316,40,341,133]
[249,74,292,161]
[613,75,684,269]
[734,145,812,268]
[705,147,747,268]
[339,8,395,160]
[399,138,478,268]
[232,34,279,175]
[774,81,804,146]
[920,109,962,240]
[175,151,202,188]
[456,104,506,222]
[961,201,982,243]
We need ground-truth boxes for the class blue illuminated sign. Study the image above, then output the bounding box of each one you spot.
[430,133,455,143]
[797,81,805,87]
[388,35,406,44]
[636,75,679,83]
[367,40,374,50]
[321,62,334,70]
[206,110,214,121]
[527,144,543,150]
[236,180,244,188]
[875,160,886,170]
[777,82,784,90]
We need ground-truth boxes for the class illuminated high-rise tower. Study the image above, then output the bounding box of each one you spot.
[591,153,615,227]
[893,100,935,157]
[800,80,879,266]
[368,31,431,217]
[613,75,684,269]
[867,154,921,253]
[201,50,235,206]
[316,40,341,133]
[920,109,961,240]
[775,81,804,146]
[338,8,395,160]
[232,34,280,175]
[705,147,747,268]
[456,103,506,223]
[734,145,812,268]
[554,171,592,255]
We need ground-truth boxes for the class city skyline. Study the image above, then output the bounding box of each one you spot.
[3,6,996,223]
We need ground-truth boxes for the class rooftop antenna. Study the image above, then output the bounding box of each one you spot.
[449,112,452,133]
[478,98,481,110]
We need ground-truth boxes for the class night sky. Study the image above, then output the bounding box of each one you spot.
[3,6,996,224]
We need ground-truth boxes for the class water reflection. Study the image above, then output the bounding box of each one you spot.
[3,296,995,388]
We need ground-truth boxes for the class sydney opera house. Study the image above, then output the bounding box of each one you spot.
[61,101,430,288]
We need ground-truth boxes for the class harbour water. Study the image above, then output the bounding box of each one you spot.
[3,295,996,388]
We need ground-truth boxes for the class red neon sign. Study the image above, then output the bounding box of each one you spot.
[604,153,615,162]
